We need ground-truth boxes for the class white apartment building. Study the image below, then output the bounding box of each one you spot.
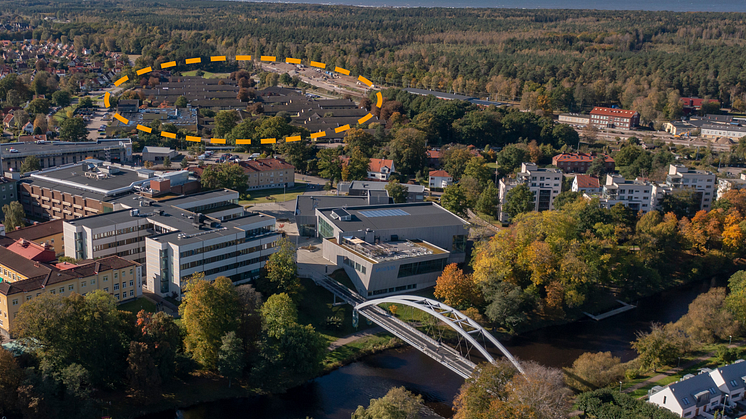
[498,163,562,222]
[717,174,746,200]
[63,189,280,298]
[428,170,453,190]
[595,174,655,213]
[666,164,717,211]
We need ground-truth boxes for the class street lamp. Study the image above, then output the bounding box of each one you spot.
[730,335,733,345]
[619,381,623,393]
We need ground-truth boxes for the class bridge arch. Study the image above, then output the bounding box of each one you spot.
[356,295,524,374]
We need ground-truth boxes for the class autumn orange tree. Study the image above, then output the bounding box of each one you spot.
[434,263,482,309]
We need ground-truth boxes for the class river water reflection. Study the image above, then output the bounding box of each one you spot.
[142,276,724,419]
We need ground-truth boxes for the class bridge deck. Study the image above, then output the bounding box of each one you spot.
[302,270,476,378]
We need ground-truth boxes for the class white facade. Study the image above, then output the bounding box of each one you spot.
[498,162,562,222]
[701,124,746,141]
[571,175,601,195]
[666,164,717,211]
[595,174,655,214]
[429,173,453,189]
[717,175,746,200]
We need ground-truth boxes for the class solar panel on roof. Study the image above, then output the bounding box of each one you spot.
[359,209,410,218]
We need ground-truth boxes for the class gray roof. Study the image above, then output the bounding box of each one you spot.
[404,88,474,101]
[714,361,746,392]
[295,195,369,217]
[317,202,468,232]
[29,161,147,196]
[0,139,132,158]
[142,146,174,154]
[668,373,721,409]
[343,181,426,194]
[702,124,746,133]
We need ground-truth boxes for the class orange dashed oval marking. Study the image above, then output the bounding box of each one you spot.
[109,55,379,144]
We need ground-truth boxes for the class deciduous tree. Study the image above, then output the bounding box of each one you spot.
[217,331,245,388]
[504,183,534,220]
[263,237,299,295]
[59,117,87,141]
[434,264,481,309]
[352,386,424,419]
[440,184,468,216]
[385,181,407,204]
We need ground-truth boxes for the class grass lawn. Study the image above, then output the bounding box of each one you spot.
[239,183,307,204]
[323,334,401,371]
[486,162,497,169]
[119,297,157,314]
[296,276,375,343]
[53,103,77,123]
[181,70,231,79]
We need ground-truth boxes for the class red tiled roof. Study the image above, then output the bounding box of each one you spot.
[590,107,638,118]
[239,158,295,173]
[426,150,443,159]
[429,170,451,178]
[575,175,600,189]
[7,239,56,262]
[17,134,47,142]
[368,158,394,173]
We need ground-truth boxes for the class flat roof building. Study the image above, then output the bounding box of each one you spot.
[316,202,469,298]
[0,139,133,172]
[337,180,426,202]
[666,164,717,211]
[498,163,562,222]
[63,189,279,298]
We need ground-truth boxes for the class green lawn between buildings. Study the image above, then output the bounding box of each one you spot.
[119,297,157,314]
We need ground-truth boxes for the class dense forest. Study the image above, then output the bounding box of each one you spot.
[2,1,746,126]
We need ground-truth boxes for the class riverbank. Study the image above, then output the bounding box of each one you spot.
[106,333,402,419]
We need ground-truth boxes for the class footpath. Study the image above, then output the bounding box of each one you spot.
[327,326,384,351]
[624,340,745,397]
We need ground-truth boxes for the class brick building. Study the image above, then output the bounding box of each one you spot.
[589,107,640,129]
[552,153,615,173]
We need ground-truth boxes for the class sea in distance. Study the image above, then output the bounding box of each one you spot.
[241,0,746,12]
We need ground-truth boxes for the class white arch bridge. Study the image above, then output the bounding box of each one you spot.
[303,271,523,378]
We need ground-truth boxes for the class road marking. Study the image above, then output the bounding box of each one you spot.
[286,58,301,64]
[185,57,201,64]
[210,56,226,62]
[260,138,276,144]
[136,125,152,133]
[114,113,129,124]
[235,55,252,61]
[310,131,326,139]
[104,92,110,108]
[161,131,176,139]
[310,61,326,69]
[114,76,128,87]
[335,124,350,133]
[358,75,373,87]
[186,136,202,142]
[136,67,152,75]
[260,56,276,62]
[236,139,252,145]
[286,135,301,142]
[335,66,350,75]
[211,138,227,144]
[160,61,176,69]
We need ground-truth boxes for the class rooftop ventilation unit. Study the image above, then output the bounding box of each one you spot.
[331,209,351,221]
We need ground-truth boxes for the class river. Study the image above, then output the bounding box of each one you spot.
[141,276,725,419]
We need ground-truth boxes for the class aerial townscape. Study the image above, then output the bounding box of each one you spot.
[3,1,746,419]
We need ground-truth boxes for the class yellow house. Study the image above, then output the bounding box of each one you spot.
[5,219,65,256]
[0,251,141,337]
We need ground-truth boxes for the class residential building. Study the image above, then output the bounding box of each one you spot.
[19,160,196,221]
[649,371,723,418]
[595,174,655,213]
[680,97,719,113]
[426,149,443,167]
[4,219,64,256]
[0,139,133,172]
[717,174,746,200]
[0,252,141,336]
[316,202,469,298]
[498,163,562,222]
[107,107,198,137]
[710,360,746,404]
[142,146,178,164]
[666,164,717,211]
[239,158,295,190]
[552,153,615,174]
[701,124,746,141]
[558,113,590,127]
[589,107,640,129]
[337,181,426,202]
[62,189,279,298]
[428,170,453,190]
[367,158,395,181]
[571,175,601,195]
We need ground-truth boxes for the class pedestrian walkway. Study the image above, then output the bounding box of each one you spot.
[327,327,384,351]
[143,291,179,317]
[624,340,745,396]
